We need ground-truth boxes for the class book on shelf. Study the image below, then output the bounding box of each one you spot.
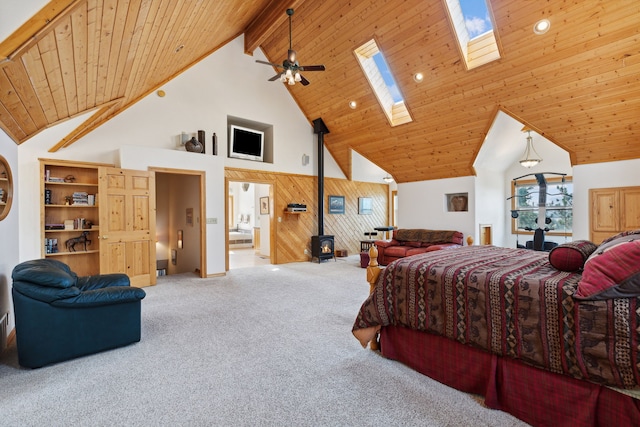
[72,191,89,205]
[45,223,65,230]
[45,238,59,254]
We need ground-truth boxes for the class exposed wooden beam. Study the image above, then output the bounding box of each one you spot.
[0,0,81,65]
[47,98,124,152]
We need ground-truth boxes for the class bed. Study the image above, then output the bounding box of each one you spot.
[353,231,640,427]
[229,228,253,248]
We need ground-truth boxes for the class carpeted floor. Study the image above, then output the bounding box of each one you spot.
[0,256,529,426]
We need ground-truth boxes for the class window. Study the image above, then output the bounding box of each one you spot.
[511,176,573,236]
[444,0,501,70]
[354,39,412,127]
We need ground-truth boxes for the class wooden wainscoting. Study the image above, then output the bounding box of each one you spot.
[225,168,388,264]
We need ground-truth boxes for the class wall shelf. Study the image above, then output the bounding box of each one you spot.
[46,250,100,257]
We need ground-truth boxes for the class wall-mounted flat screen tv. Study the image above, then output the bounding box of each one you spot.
[229,125,264,162]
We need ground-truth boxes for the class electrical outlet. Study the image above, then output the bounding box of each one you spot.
[206,218,217,224]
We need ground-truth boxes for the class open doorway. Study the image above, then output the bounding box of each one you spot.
[153,169,206,277]
[227,181,272,269]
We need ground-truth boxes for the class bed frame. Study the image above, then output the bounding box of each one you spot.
[363,246,640,427]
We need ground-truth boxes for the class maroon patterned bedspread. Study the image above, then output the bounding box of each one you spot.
[353,245,640,388]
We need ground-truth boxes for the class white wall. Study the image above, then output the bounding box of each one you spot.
[0,131,19,346]
[573,159,640,240]
[474,168,505,245]
[255,184,271,257]
[398,176,476,241]
[13,35,353,275]
[0,0,47,41]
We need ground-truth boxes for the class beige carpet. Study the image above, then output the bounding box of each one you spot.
[0,255,529,426]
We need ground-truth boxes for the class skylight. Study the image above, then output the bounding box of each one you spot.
[444,0,501,70]
[372,53,403,103]
[354,39,412,127]
[460,0,493,38]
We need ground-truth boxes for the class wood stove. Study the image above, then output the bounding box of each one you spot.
[310,118,335,263]
[311,235,335,263]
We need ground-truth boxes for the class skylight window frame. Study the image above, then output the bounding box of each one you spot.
[353,38,413,127]
[443,0,502,70]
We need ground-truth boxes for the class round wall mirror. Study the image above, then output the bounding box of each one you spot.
[0,155,13,221]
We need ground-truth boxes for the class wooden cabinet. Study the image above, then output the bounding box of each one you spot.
[41,159,157,285]
[590,186,640,244]
[41,159,111,277]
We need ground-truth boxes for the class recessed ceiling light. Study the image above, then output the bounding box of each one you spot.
[533,19,550,35]
[413,72,424,83]
[349,100,357,109]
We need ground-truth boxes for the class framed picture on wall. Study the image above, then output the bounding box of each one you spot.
[328,195,345,214]
[186,208,194,226]
[358,197,373,215]
[260,196,269,215]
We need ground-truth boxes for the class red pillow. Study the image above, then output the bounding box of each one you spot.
[574,233,640,300]
[548,240,597,272]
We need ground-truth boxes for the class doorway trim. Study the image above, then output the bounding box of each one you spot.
[150,167,207,277]
[479,224,493,246]
[225,177,275,271]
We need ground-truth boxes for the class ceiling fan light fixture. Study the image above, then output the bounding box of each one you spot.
[256,8,325,86]
[519,130,542,168]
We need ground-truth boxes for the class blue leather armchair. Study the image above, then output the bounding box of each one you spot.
[11,258,146,368]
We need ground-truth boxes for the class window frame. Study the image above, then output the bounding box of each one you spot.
[510,176,573,237]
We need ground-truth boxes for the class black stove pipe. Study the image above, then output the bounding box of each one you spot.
[313,118,330,236]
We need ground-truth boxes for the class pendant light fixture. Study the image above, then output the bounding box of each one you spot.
[519,130,542,168]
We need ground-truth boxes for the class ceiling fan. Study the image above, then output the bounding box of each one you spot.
[256,8,325,86]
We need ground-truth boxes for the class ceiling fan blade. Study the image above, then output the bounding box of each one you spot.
[256,60,283,68]
[299,74,310,86]
[299,65,325,72]
[268,74,282,82]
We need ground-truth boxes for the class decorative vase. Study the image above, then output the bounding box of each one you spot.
[185,136,203,153]
[197,130,205,154]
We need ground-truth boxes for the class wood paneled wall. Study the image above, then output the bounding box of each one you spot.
[226,168,388,265]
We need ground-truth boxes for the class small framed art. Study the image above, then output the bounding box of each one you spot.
[329,195,345,214]
[260,196,269,215]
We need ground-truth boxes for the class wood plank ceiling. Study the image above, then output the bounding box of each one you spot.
[1,0,639,183]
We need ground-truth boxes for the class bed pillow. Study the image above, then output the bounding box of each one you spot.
[548,240,597,272]
[574,232,640,300]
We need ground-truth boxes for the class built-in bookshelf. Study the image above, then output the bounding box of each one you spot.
[40,159,110,276]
